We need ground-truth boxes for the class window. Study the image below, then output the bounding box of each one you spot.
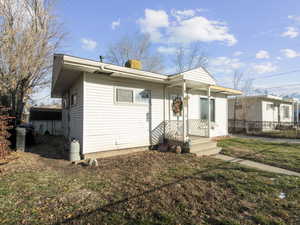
[283,106,290,119]
[266,103,274,110]
[71,93,77,106]
[116,88,133,103]
[200,98,215,122]
[135,89,150,104]
[115,88,149,104]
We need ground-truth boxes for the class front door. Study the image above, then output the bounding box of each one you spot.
[198,98,213,137]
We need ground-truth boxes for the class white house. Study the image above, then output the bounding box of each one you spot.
[228,95,296,131]
[51,54,241,158]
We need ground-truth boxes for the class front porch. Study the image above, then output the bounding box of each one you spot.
[164,77,241,143]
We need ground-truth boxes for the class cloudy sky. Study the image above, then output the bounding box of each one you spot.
[55,0,300,97]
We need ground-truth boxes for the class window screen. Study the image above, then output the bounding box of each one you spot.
[116,88,133,103]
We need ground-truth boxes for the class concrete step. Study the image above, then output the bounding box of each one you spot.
[189,141,217,153]
[190,137,211,145]
[194,147,221,157]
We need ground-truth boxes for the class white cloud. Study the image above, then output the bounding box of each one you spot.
[288,15,300,23]
[171,9,196,21]
[281,27,299,38]
[256,50,270,59]
[157,46,177,54]
[169,16,237,46]
[111,19,120,30]
[280,48,300,58]
[253,62,277,74]
[210,57,244,74]
[80,38,97,51]
[233,51,243,57]
[137,9,169,42]
[137,9,237,46]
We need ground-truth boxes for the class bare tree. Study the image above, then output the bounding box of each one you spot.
[231,70,254,132]
[232,70,244,127]
[172,42,208,73]
[106,34,164,73]
[233,70,244,90]
[0,0,63,123]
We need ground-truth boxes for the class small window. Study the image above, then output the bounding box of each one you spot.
[283,106,290,119]
[71,93,77,106]
[266,103,273,110]
[116,88,133,103]
[135,89,150,104]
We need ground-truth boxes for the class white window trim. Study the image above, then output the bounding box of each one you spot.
[114,86,150,106]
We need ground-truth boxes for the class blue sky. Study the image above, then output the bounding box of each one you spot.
[46,0,300,101]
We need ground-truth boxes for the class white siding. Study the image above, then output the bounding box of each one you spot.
[61,76,84,150]
[210,97,228,137]
[262,101,279,122]
[182,68,216,85]
[83,73,165,154]
[61,109,68,137]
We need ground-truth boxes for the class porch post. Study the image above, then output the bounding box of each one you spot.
[182,80,187,142]
[207,86,211,138]
[297,101,299,124]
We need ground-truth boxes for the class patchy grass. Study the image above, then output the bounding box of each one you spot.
[218,138,300,173]
[0,137,299,225]
[260,130,300,139]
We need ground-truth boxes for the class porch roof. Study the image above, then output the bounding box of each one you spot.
[168,79,242,96]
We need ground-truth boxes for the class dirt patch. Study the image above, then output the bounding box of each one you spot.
[0,136,299,225]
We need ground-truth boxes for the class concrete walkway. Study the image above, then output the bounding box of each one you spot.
[232,134,300,144]
[213,154,300,177]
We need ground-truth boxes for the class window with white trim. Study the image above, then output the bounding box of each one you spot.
[283,106,290,119]
[266,103,274,110]
[115,88,150,104]
[116,88,133,103]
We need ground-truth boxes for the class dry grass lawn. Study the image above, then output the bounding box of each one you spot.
[0,136,299,225]
[218,137,300,173]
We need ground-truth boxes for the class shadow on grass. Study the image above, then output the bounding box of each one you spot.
[53,153,271,225]
[26,135,67,160]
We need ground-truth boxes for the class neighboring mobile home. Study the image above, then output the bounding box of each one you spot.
[228,95,296,131]
[51,54,241,158]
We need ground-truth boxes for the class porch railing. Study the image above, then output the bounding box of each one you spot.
[165,120,183,141]
[164,119,209,141]
[188,119,209,137]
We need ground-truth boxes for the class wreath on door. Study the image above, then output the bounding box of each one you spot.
[172,96,183,116]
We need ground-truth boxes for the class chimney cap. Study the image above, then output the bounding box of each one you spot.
[125,59,142,70]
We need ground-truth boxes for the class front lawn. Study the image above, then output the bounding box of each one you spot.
[0,138,300,225]
[218,137,300,173]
